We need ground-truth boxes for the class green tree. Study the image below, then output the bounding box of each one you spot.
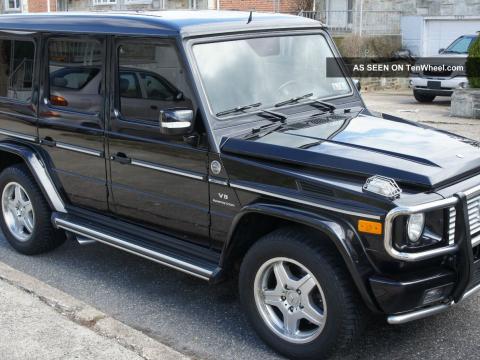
[466,35,480,88]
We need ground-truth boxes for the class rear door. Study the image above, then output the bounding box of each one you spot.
[38,35,108,211]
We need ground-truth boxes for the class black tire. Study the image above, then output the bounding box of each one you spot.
[413,90,435,103]
[0,164,65,255]
[239,227,366,359]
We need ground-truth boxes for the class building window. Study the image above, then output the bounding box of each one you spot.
[4,0,21,11]
[92,0,116,6]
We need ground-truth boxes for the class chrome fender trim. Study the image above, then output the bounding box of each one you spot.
[0,143,66,213]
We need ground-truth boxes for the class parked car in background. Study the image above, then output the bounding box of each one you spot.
[409,34,478,102]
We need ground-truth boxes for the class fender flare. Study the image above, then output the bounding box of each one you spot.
[0,142,66,213]
[222,202,380,312]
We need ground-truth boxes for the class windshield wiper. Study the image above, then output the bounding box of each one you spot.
[216,102,262,117]
[310,99,336,113]
[257,109,287,123]
[274,93,313,107]
[247,109,288,138]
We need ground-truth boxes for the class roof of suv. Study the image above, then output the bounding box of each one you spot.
[0,11,323,37]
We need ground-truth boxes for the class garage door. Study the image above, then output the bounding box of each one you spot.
[424,17,480,56]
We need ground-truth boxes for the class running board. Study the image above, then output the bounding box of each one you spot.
[52,213,218,281]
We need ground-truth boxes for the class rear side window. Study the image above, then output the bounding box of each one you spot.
[0,39,35,103]
[48,38,103,113]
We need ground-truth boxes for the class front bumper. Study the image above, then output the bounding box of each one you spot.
[410,76,468,96]
[371,185,480,324]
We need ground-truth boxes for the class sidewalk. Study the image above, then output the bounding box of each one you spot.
[0,262,190,360]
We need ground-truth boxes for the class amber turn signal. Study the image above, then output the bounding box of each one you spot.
[358,220,383,235]
[50,95,68,107]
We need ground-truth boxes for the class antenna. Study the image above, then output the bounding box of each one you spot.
[247,11,253,24]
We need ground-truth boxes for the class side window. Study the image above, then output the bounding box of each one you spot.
[48,38,103,113]
[0,39,35,103]
[117,41,194,124]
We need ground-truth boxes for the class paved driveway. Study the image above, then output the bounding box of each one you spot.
[0,90,480,360]
[362,89,480,140]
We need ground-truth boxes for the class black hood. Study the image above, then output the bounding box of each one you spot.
[221,114,480,189]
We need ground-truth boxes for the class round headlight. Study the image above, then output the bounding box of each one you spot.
[407,213,425,243]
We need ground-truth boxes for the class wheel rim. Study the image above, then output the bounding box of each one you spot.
[1,182,35,242]
[254,257,327,344]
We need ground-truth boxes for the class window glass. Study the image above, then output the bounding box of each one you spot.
[193,35,351,117]
[6,0,21,9]
[118,42,193,123]
[445,36,476,54]
[48,39,103,113]
[119,72,141,98]
[0,39,34,102]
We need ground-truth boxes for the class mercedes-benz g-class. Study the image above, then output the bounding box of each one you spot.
[0,11,480,359]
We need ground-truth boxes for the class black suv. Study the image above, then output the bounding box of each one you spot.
[0,11,480,359]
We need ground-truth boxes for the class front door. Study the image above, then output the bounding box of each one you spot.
[107,38,210,247]
[38,35,108,211]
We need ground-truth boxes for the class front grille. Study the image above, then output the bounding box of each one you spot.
[468,196,480,239]
[423,69,452,77]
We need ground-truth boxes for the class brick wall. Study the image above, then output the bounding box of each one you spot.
[28,0,57,12]
[219,0,300,13]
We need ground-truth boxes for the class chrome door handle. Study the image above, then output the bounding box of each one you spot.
[110,152,131,165]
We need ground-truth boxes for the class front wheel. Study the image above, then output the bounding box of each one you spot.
[239,228,365,359]
[413,90,436,103]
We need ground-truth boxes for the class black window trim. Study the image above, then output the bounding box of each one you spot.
[43,34,106,117]
[0,34,37,106]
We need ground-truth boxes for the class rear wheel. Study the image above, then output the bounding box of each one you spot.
[0,164,65,254]
[239,228,365,359]
[414,90,436,103]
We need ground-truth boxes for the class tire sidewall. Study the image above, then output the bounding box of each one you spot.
[239,233,351,359]
[0,165,48,253]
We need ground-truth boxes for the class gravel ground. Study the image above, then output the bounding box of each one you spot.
[0,90,479,360]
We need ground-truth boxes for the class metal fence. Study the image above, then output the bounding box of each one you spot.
[298,10,401,36]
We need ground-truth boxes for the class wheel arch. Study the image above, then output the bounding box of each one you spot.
[221,202,380,312]
[0,142,66,213]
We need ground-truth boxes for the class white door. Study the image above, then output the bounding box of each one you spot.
[423,17,480,56]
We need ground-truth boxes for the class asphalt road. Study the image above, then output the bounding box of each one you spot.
[1,91,480,360]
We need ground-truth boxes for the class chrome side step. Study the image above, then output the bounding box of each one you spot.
[52,213,216,281]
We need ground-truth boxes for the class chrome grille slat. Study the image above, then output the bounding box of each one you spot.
[467,195,480,242]
[449,207,456,245]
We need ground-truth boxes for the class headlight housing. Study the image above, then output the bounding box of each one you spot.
[393,209,446,251]
[407,213,425,243]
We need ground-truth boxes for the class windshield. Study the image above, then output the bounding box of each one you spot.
[445,36,477,53]
[192,34,351,117]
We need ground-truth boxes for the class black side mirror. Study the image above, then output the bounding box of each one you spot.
[438,48,445,54]
[159,109,193,136]
[353,79,361,92]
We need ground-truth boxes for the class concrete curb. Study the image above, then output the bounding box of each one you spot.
[0,261,191,360]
